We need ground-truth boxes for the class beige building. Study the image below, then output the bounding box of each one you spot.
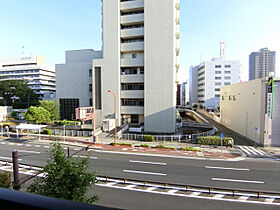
[93,0,180,133]
[220,78,280,146]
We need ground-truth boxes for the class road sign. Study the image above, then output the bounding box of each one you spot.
[220,133,224,138]
[254,127,258,131]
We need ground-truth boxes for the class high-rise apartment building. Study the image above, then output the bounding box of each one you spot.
[0,55,55,100]
[92,0,180,133]
[189,42,241,108]
[249,48,276,80]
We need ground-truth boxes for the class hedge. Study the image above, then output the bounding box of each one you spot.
[42,129,52,135]
[179,146,201,152]
[0,172,11,188]
[197,136,234,146]
[140,144,150,148]
[155,144,176,150]
[111,142,132,147]
[144,135,154,142]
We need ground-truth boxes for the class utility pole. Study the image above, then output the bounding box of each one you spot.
[12,150,20,190]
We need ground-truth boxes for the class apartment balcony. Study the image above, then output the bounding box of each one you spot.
[121,0,144,12]
[121,41,144,52]
[121,74,144,83]
[121,90,144,98]
[121,106,144,115]
[121,58,144,67]
[121,27,144,38]
[121,13,144,25]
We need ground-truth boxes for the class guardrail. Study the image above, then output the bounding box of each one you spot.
[98,175,280,200]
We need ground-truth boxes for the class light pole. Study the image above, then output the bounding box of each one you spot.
[108,90,117,145]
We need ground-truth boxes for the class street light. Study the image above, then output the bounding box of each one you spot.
[107,90,117,145]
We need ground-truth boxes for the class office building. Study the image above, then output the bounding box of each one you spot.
[92,0,180,133]
[181,81,189,106]
[189,42,241,108]
[56,50,102,120]
[220,78,280,146]
[249,48,276,80]
[0,55,55,100]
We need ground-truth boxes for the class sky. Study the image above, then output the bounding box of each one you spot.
[0,0,280,83]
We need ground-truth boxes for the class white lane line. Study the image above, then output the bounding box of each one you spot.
[44,146,50,148]
[238,196,249,200]
[123,169,166,176]
[89,156,98,160]
[146,187,157,191]
[18,150,40,154]
[26,144,31,147]
[129,160,167,166]
[73,155,98,159]
[124,184,136,189]
[8,143,14,145]
[238,146,251,155]
[265,198,275,203]
[205,166,250,171]
[213,194,225,199]
[34,145,41,148]
[0,156,22,161]
[250,147,266,156]
[244,146,258,155]
[0,142,6,145]
[74,148,80,151]
[168,189,178,193]
[16,143,23,146]
[190,192,201,196]
[212,178,264,184]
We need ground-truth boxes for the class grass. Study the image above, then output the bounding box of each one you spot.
[110,142,133,147]
[140,144,150,148]
[155,144,176,150]
[179,146,201,152]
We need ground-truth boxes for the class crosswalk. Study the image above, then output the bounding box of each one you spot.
[237,146,270,157]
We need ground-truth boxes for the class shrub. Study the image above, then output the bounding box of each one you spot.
[144,135,154,142]
[180,146,201,152]
[0,172,11,188]
[111,142,132,147]
[197,136,234,146]
[155,144,176,150]
[140,144,150,148]
[42,129,52,135]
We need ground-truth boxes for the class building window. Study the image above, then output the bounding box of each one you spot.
[224,76,231,80]
[140,67,144,74]
[215,71,221,74]
[215,88,220,91]
[225,71,231,74]
[89,98,93,106]
[225,65,231,68]
[233,96,236,101]
[121,68,137,75]
[132,54,137,59]
[224,82,231,85]
[215,94,220,97]
[215,82,221,86]
[89,84,92,92]
[121,99,144,107]
[222,96,224,100]
[215,77,221,80]
[59,98,79,120]
[89,69,92,77]
[121,83,144,90]
[215,65,222,68]
[229,96,232,100]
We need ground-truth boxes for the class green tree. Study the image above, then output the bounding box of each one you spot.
[27,142,98,204]
[0,80,39,108]
[39,100,59,121]
[0,172,11,188]
[24,106,51,124]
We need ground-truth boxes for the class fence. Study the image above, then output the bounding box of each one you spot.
[122,125,217,143]
[117,124,129,139]
[51,128,102,137]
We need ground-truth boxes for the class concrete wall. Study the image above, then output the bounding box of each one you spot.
[220,79,266,145]
[271,81,280,146]
[144,0,177,133]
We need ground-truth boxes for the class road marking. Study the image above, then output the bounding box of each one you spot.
[238,196,249,200]
[244,146,258,155]
[16,143,23,146]
[8,143,14,145]
[34,145,41,148]
[89,156,98,160]
[26,144,31,147]
[213,194,224,199]
[205,166,249,171]
[146,187,157,191]
[0,142,6,145]
[74,148,80,151]
[73,155,98,160]
[168,189,178,193]
[265,198,275,203]
[44,146,50,148]
[190,192,201,196]
[212,178,264,184]
[0,156,22,161]
[18,150,40,154]
[123,169,166,176]
[129,160,167,166]
[125,184,136,189]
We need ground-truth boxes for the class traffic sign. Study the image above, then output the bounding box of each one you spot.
[220,133,224,138]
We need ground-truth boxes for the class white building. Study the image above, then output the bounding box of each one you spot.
[56,50,102,120]
[189,42,241,108]
[220,78,280,146]
[92,0,180,133]
[0,55,55,100]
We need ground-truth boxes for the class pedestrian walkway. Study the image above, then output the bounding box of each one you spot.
[237,146,270,158]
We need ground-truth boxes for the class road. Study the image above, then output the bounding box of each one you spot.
[0,138,280,192]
